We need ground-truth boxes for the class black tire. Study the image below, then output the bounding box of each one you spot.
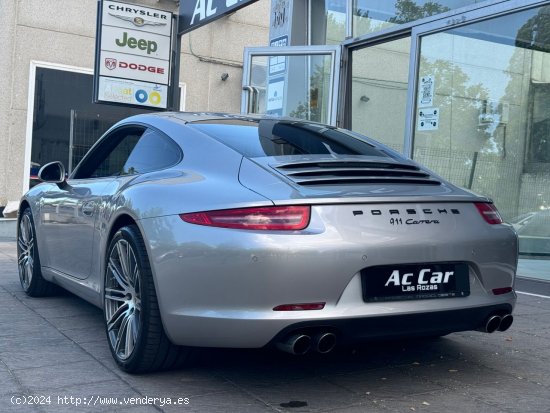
[103,225,190,373]
[17,207,57,297]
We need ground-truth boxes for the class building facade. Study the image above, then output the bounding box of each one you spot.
[0,0,270,207]
[0,0,548,278]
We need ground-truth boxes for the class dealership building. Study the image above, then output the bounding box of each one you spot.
[0,0,548,280]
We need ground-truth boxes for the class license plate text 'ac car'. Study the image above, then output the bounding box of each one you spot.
[361,263,470,302]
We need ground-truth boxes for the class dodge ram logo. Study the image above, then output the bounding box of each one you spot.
[105,58,117,70]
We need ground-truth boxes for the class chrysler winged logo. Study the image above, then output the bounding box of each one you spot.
[108,12,167,27]
[105,58,117,70]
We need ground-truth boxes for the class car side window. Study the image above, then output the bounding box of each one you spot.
[121,128,182,175]
[91,132,142,178]
[72,126,181,179]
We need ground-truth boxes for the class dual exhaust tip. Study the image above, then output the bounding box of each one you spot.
[277,332,336,355]
[480,313,514,333]
[277,313,514,354]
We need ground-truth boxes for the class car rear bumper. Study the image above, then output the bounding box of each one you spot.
[139,204,518,348]
[157,291,516,348]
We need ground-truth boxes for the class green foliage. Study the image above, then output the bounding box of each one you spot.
[389,0,450,24]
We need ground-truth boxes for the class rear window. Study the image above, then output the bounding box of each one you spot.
[188,119,389,158]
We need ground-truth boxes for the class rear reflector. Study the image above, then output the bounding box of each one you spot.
[474,203,503,224]
[273,303,325,311]
[492,287,513,295]
[180,205,310,230]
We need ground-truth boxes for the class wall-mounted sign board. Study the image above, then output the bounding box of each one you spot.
[178,0,259,35]
[94,0,173,109]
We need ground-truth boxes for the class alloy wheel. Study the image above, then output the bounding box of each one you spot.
[104,239,142,361]
[18,214,35,290]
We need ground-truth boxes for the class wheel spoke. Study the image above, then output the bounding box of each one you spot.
[107,303,129,331]
[25,260,32,275]
[20,218,28,244]
[108,258,129,290]
[18,253,27,266]
[125,314,135,356]
[20,263,29,286]
[18,236,26,251]
[104,287,127,303]
[131,262,139,287]
[24,217,32,245]
[131,313,139,342]
[115,314,130,355]
[116,242,131,284]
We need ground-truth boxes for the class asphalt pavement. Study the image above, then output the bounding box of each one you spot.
[0,239,549,413]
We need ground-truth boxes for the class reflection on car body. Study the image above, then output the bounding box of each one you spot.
[17,112,518,373]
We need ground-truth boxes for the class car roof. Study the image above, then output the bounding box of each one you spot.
[137,111,321,125]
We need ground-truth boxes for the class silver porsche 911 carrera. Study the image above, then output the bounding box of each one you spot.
[18,112,517,373]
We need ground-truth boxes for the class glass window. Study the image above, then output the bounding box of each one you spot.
[350,36,411,152]
[528,83,550,164]
[245,53,336,124]
[412,6,550,275]
[74,127,181,178]
[122,129,182,174]
[189,119,389,158]
[353,0,483,38]
[310,0,347,45]
[80,128,144,178]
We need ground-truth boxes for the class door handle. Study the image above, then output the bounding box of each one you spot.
[242,85,260,113]
[82,202,96,216]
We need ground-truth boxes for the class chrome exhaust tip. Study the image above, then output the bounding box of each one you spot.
[498,314,513,332]
[276,334,311,355]
[483,315,502,333]
[313,332,337,354]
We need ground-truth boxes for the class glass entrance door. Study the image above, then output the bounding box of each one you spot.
[411,4,550,278]
[349,36,412,152]
[241,46,341,125]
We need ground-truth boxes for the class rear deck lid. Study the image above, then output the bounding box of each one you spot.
[189,117,485,204]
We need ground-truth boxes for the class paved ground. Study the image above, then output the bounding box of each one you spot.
[0,240,549,413]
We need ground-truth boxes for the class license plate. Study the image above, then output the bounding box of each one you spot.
[361,262,470,302]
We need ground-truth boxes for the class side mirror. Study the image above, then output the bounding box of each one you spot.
[38,161,66,184]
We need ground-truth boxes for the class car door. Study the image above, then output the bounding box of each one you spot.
[40,125,147,279]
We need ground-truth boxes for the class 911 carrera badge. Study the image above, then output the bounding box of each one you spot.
[352,207,460,225]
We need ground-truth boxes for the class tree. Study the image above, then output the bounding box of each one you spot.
[389,0,450,24]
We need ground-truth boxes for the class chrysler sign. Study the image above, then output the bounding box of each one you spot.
[178,0,259,35]
[94,0,173,109]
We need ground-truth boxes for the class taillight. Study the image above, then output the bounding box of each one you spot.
[474,203,503,224]
[180,205,311,230]
[492,287,513,295]
[273,303,325,311]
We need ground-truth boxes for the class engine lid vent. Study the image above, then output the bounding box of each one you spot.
[272,160,441,186]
